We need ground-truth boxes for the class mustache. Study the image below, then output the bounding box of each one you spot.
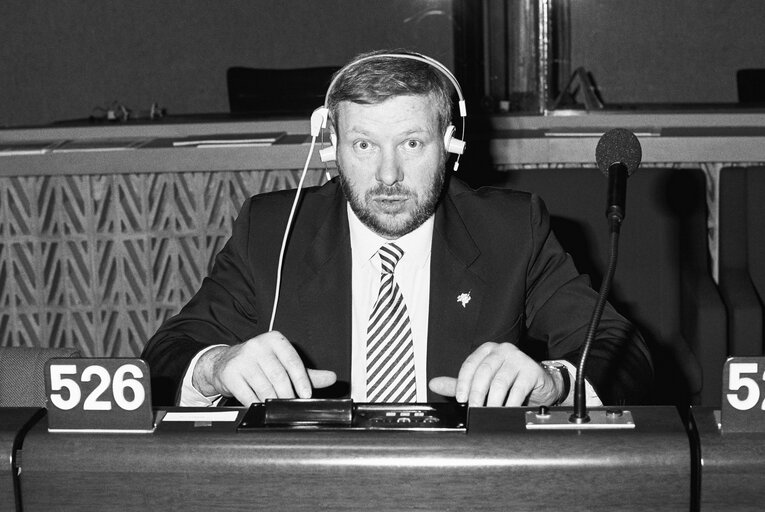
[366,183,413,197]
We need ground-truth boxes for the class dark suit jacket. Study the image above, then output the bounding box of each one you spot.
[142,177,652,406]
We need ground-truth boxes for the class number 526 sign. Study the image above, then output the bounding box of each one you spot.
[45,358,154,433]
[721,356,765,434]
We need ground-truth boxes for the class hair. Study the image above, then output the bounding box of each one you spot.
[326,50,454,136]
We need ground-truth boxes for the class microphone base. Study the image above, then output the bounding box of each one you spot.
[525,408,636,430]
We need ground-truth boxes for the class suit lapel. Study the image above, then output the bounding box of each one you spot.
[426,186,487,400]
[294,183,353,394]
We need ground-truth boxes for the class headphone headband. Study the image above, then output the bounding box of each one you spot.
[313,51,467,171]
[323,52,466,117]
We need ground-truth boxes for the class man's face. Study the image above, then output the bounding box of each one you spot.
[335,94,446,239]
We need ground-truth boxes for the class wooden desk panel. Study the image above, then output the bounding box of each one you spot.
[693,407,765,511]
[0,408,45,512]
[19,406,689,512]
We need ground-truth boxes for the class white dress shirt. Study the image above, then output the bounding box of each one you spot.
[347,204,433,402]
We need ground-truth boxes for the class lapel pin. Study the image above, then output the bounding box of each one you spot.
[457,291,471,308]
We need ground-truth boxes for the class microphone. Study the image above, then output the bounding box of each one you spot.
[570,129,642,424]
[596,128,642,224]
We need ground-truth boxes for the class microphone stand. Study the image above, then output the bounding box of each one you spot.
[570,215,622,424]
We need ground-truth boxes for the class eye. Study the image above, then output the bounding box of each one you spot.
[404,139,422,150]
[353,140,372,151]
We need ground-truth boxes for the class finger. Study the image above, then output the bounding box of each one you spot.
[455,343,496,403]
[307,369,337,390]
[227,375,259,406]
[271,336,313,398]
[428,376,457,398]
[505,372,536,406]
[246,363,280,401]
[468,357,503,407]
[256,349,297,399]
[486,365,517,406]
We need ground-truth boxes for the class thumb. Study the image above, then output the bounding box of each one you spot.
[428,376,457,397]
[307,368,337,389]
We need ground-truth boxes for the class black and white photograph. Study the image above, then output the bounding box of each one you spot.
[1,1,764,510]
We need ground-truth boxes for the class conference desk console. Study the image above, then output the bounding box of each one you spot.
[2,403,763,511]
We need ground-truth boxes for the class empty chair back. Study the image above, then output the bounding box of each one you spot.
[718,166,763,358]
[0,347,81,407]
[746,166,765,331]
[737,69,765,104]
[227,66,340,116]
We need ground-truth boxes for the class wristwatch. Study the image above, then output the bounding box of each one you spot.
[541,361,570,406]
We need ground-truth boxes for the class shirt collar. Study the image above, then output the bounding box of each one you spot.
[347,203,434,269]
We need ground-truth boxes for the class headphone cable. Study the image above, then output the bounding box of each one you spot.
[268,134,318,331]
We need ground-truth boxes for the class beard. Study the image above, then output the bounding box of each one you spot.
[339,164,446,239]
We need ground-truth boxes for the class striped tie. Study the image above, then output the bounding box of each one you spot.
[366,243,417,403]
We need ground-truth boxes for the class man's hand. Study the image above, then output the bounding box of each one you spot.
[192,331,337,405]
[428,342,562,406]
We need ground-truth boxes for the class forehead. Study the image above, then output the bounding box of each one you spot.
[336,94,439,136]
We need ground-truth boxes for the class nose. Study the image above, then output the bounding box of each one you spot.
[375,147,403,186]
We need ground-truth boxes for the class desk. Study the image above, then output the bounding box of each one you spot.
[0,118,324,176]
[692,406,765,511]
[17,406,689,511]
[0,408,44,512]
[489,111,765,165]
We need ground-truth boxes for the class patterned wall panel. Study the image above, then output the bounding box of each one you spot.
[0,169,327,357]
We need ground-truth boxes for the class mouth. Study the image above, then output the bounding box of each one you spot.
[370,195,411,213]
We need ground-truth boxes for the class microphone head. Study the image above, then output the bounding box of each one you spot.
[596,128,642,176]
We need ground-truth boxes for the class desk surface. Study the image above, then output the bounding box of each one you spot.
[0,118,325,176]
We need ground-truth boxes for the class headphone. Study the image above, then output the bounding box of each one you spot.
[309,52,467,171]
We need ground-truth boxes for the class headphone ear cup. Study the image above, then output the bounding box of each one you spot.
[319,146,336,162]
[310,107,329,137]
[443,125,466,155]
[319,132,337,162]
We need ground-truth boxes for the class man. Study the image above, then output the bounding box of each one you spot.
[142,50,652,407]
